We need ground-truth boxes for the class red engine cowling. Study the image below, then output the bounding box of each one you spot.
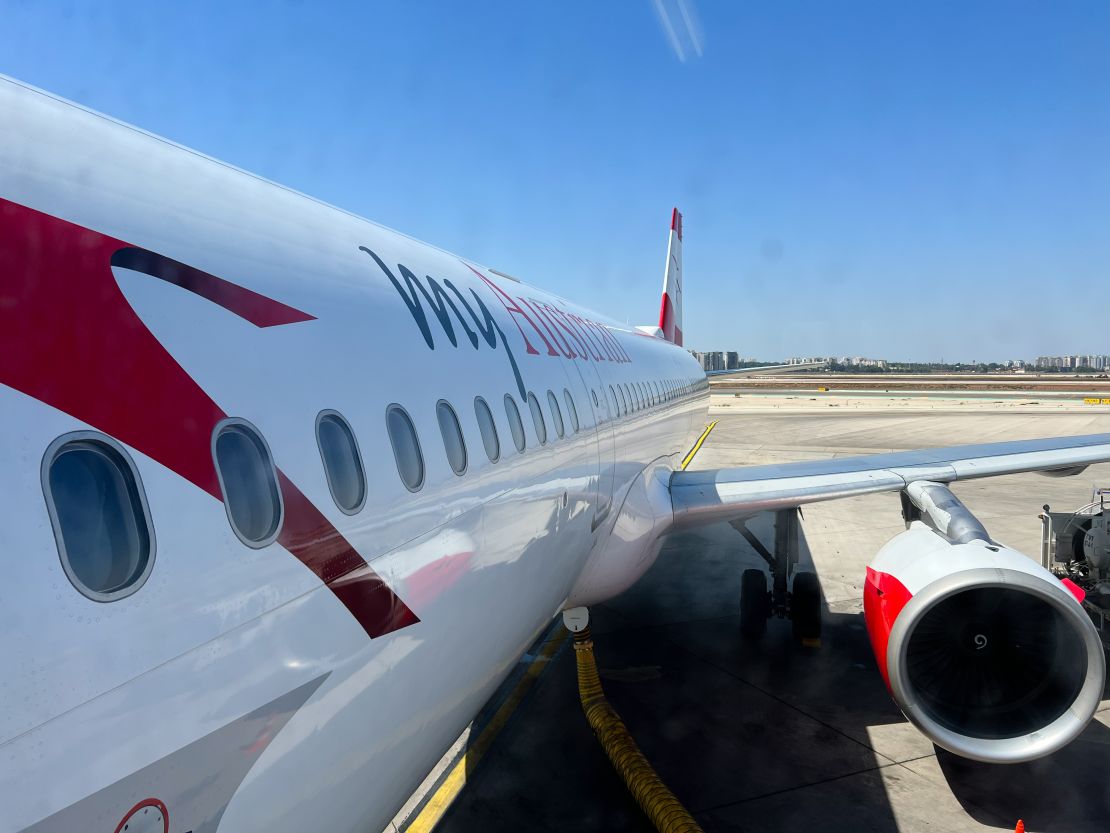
[864,522,1104,763]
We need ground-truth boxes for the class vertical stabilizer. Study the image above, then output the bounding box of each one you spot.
[658,208,683,345]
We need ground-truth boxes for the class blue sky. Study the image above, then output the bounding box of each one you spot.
[3,1,1109,361]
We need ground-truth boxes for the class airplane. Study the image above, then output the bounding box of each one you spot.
[2,72,1109,833]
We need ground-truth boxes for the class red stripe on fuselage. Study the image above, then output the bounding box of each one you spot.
[0,197,417,638]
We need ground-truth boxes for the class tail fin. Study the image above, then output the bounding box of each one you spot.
[658,208,683,345]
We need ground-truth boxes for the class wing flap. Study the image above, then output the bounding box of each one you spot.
[670,434,1110,527]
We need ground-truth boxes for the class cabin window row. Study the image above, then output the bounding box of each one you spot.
[387,373,707,492]
[595,375,704,419]
[41,374,707,601]
[42,411,366,601]
[388,387,584,492]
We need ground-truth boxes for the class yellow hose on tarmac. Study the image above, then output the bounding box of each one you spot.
[572,625,704,833]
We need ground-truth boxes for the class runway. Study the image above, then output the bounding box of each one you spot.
[395,398,1110,833]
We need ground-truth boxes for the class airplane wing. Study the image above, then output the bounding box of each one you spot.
[707,361,826,377]
[670,433,1110,526]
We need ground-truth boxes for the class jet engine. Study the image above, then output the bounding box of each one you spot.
[864,483,1105,763]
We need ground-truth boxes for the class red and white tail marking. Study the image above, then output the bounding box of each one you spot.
[658,208,683,346]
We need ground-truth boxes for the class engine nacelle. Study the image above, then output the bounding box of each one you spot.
[865,521,1104,763]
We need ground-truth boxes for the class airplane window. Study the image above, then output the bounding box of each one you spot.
[386,405,425,492]
[213,419,284,547]
[622,384,633,413]
[617,384,628,415]
[504,394,526,453]
[527,391,547,444]
[474,396,500,463]
[637,382,646,408]
[316,411,367,514]
[436,400,468,476]
[564,389,580,432]
[591,389,599,409]
[43,433,155,601]
[547,390,565,439]
[608,385,618,417]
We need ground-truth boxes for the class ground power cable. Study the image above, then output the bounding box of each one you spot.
[571,623,704,833]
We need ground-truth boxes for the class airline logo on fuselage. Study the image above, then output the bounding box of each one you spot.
[361,248,630,398]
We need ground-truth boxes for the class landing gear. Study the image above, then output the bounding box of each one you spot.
[740,569,770,637]
[732,508,821,645]
[790,571,821,645]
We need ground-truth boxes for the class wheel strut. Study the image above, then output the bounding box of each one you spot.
[732,508,820,644]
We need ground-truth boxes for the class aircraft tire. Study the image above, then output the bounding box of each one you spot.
[740,568,769,637]
[790,572,821,644]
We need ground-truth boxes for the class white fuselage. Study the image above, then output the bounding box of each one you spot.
[0,77,706,832]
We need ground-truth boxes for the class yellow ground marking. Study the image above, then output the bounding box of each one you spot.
[680,420,718,470]
[405,627,570,833]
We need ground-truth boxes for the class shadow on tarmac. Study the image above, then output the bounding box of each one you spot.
[436,517,1110,833]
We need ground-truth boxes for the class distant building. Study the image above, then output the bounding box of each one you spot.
[1034,354,1110,370]
[691,350,719,371]
[830,356,887,369]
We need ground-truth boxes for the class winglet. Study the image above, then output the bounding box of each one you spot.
[658,208,683,346]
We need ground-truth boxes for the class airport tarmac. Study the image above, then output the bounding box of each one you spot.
[399,399,1110,833]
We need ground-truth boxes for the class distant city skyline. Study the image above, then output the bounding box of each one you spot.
[690,350,1110,373]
